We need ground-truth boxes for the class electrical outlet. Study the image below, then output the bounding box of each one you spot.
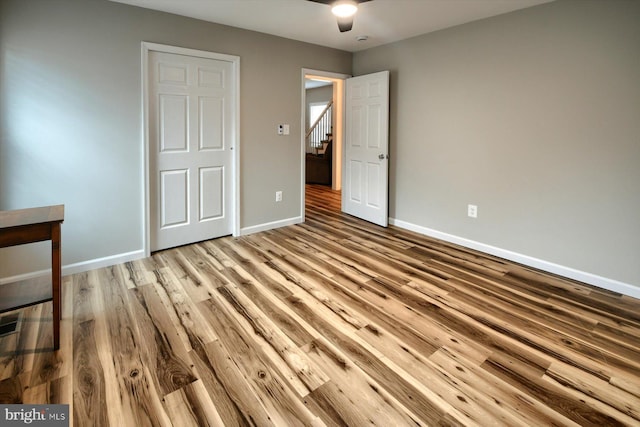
[275,191,283,202]
[468,204,478,218]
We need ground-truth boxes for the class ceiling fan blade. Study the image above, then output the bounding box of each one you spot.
[336,15,354,32]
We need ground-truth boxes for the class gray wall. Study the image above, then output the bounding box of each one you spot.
[353,0,640,288]
[0,0,351,278]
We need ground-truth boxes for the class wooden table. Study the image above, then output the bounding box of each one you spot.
[0,205,64,350]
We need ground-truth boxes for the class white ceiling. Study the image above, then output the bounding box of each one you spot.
[111,0,553,52]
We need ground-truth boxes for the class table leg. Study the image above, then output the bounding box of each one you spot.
[51,223,61,350]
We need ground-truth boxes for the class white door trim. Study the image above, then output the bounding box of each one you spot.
[300,68,351,221]
[142,42,240,256]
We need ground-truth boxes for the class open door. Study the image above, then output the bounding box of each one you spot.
[342,71,390,227]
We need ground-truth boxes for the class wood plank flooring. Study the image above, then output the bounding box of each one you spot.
[1,183,640,426]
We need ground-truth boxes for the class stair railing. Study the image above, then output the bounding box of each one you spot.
[306,100,333,151]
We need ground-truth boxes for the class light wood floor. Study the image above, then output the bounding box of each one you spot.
[1,184,640,426]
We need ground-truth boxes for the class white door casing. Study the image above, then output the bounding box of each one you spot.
[343,71,390,227]
[146,46,238,251]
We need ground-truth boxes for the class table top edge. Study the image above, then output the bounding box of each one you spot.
[0,205,65,229]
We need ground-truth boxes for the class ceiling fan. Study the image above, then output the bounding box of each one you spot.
[307,0,372,33]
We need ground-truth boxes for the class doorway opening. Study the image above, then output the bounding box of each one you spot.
[301,69,349,219]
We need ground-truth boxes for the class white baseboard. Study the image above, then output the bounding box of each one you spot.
[389,218,640,299]
[0,249,146,285]
[240,216,303,236]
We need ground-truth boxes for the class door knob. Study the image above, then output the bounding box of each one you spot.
[378,154,385,160]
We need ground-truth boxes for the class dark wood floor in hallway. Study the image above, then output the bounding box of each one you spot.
[1,183,640,426]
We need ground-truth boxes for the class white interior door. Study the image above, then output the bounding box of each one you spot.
[149,50,235,251]
[343,71,390,227]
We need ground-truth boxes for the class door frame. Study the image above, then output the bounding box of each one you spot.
[142,42,241,256]
[300,68,350,220]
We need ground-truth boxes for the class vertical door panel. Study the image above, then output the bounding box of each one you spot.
[349,160,362,203]
[160,169,189,227]
[366,163,381,208]
[367,104,381,150]
[200,167,224,220]
[351,105,364,148]
[199,97,224,150]
[160,95,188,152]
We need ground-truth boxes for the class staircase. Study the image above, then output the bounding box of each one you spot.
[306,100,333,154]
[317,132,332,155]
